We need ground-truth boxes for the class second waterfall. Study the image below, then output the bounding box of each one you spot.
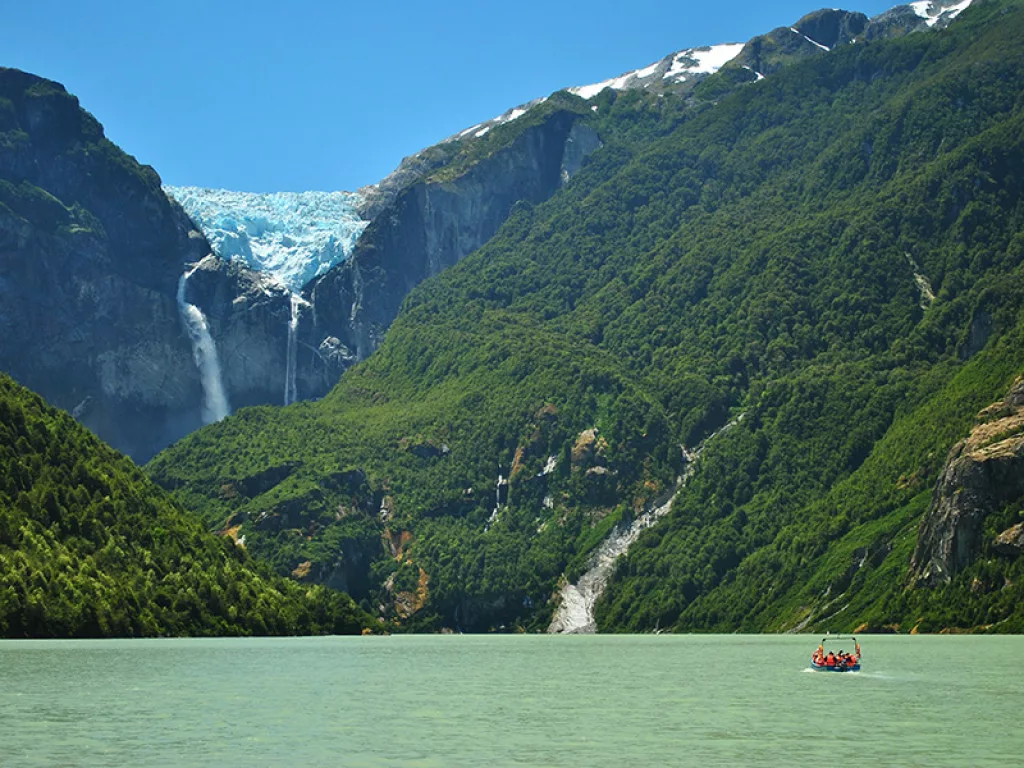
[284,293,308,406]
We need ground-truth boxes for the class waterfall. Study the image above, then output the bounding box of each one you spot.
[176,268,231,424]
[284,292,310,406]
[284,293,300,406]
[349,258,367,360]
[485,473,508,532]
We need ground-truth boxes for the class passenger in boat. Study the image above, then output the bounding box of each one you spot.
[825,651,836,666]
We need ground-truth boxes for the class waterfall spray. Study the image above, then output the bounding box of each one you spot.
[176,268,231,424]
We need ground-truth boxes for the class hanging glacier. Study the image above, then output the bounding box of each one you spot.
[165,187,369,292]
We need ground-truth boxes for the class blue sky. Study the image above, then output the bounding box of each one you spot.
[6,0,897,193]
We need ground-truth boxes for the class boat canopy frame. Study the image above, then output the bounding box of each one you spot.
[819,634,858,646]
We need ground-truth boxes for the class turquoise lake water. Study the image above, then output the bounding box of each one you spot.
[1,634,1021,767]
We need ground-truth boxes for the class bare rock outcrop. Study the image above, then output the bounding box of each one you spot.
[993,522,1024,557]
[910,377,1024,585]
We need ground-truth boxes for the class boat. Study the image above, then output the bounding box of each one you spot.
[810,634,861,672]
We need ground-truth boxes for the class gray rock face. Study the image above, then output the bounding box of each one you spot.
[910,377,1024,585]
[307,109,596,363]
[0,68,210,460]
[795,9,870,48]
[560,123,602,183]
[731,10,869,77]
[181,255,343,410]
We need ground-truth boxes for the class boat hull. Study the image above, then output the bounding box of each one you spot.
[810,660,860,672]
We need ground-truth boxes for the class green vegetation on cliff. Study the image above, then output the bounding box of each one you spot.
[152,0,1024,632]
[0,374,376,637]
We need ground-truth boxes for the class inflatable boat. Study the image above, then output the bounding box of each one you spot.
[810,634,861,672]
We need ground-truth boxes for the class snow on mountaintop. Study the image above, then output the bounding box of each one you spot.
[444,0,978,149]
[568,42,745,98]
[449,97,548,142]
[663,43,747,82]
[442,40,746,142]
[166,187,368,292]
[908,0,973,27]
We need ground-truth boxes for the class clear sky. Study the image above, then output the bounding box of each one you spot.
[5,0,897,193]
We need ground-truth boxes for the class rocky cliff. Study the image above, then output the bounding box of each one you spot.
[307,110,599,361]
[179,255,343,410]
[910,376,1024,585]
[0,68,213,460]
[727,10,869,78]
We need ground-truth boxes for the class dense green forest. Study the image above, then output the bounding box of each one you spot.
[0,374,377,637]
[151,0,1024,632]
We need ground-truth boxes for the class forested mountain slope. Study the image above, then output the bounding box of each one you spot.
[0,374,375,637]
[151,0,1024,632]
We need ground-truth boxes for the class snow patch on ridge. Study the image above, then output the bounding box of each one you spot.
[569,42,744,98]
[166,187,368,292]
[684,43,746,74]
[792,27,830,51]
[569,71,641,100]
[663,43,746,82]
[908,0,973,27]
[445,98,548,144]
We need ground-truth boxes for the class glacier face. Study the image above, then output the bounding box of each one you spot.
[165,187,368,291]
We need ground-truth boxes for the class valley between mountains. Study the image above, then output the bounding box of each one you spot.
[3,0,1024,636]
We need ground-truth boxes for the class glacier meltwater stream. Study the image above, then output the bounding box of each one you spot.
[549,416,745,633]
[166,187,368,408]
